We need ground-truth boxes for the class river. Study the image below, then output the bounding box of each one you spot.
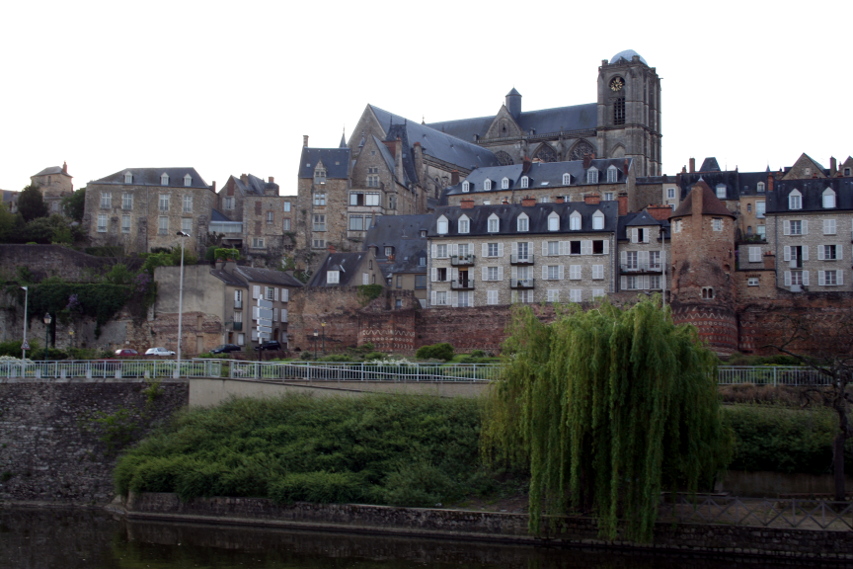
[0,506,831,569]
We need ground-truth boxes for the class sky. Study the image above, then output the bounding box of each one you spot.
[2,0,851,194]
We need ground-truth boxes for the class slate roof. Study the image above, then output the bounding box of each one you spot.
[677,169,771,200]
[445,158,631,196]
[430,202,618,237]
[767,178,853,213]
[92,167,211,188]
[671,181,735,218]
[427,103,597,144]
[210,209,236,222]
[209,269,247,287]
[699,158,721,172]
[617,210,670,241]
[33,166,69,177]
[365,214,432,276]
[232,266,303,287]
[369,105,500,171]
[227,174,279,196]
[297,147,351,179]
[308,252,372,287]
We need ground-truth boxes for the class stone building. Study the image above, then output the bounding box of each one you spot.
[427,198,618,307]
[616,209,670,295]
[83,168,216,255]
[364,214,431,306]
[30,163,73,214]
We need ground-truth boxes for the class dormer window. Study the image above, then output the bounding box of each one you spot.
[326,270,340,284]
[501,177,509,190]
[458,215,470,234]
[586,168,599,184]
[488,213,499,233]
[436,215,448,235]
[462,181,470,193]
[822,187,836,209]
[183,174,192,187]
[517,213,529,232]
[606,165,618,183]
[124,172,133,184]
[845,168,852,177]
[562,173,571,185]
[314,166,327,184]
[592,210,604,230]
[789,189,802,210]
[160,173,169,186]
[715,184,726,199]
[570,211,582,230]
[757,182,765,193]
[521,176,529,188]
[484,179,492,191]
[548,212,560,231]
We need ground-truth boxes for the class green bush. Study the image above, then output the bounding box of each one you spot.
[270,471,365,504]
[363,352,387,361]
[415,342,454,362]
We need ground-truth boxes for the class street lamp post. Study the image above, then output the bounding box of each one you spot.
[313,329,318,360]
[175,231,190,379]
[43,313,52,361]
[321,321,326,355]
[20,286,28,361]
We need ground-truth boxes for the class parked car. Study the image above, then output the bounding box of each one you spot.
[254,340,282,351]
[145,347,176,357]
[114,349,139,357]
[211,344,241,354]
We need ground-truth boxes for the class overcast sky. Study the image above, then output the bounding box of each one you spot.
[2,1,851,194]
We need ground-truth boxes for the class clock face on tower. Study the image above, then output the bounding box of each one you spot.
[609,76,624,92]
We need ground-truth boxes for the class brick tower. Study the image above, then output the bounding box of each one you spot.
[669,180,738,354]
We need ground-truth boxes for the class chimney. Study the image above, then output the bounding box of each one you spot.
[327,244,336,254]
[460,198,475,209]
[212,180,216,192]
[617,193,628,216]
[303,135,309,147]
[763,251,776,271]
[268,176,275,184]
[521,196,536,207]
[623,158,630,177]
[555,196,565,204]
[451,170,460,186]
[831,157,837,176]
[584,193,601,205]
[62,161,68,174]
[502,197,509,205]
[689,158,696,173]
[522,157,532,174]
[646,204,672,221]
[583,153,593,169]
[240,174,248,185]
[767,172,774,192]
[691,185,703,220]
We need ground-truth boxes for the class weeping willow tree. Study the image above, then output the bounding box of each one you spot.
[482,298,730,543]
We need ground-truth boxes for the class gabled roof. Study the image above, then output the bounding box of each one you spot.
[232,266,303,287]
[93,167,211,188]
[430,202,618,237]
[33,166,70,177]
[298,147,351,179]
[365,214,431,276]
[767,178,853,213]
[226,174,279,196]
[308,252,372,287]
[671,181,735,218]
[618,210,669,241]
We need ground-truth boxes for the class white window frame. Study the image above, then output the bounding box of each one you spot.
[100,192,112,209]
[327,270,340,284]
[592,211,604,230]
[123,172,133,184]
[586,168,598,184]
[159,194,170,211]
[160,173,169,186]
[183,174,192,187]
[484,179,492,191]
[517,213,529,232]
[748,246,762,263]
[501,177,509,190]
[570,211,582,230]
[122,192,133,210]
[562,173,571,185]
[789,190,802,210]
[606,165,618,183]
[182,194,193,213]
[548,212,560,231]
[521,177,529,189]
[462,181,470,193]
[487,214,499,233]
[97,213,107,233]
[715,184,726,199]
[823,188,836,209]
[437,215,448,235]
[121,214,130,233]
[458,215,470,234]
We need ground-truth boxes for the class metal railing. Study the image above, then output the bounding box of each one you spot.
[0,361,835,386]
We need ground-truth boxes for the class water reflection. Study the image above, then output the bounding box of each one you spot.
[0,507,825,569]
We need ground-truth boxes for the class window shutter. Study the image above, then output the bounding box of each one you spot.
[620,251,627,265]
[450,244,458,257]
[252,306,259,321]
[559,265,565,279]
[802,220,808,235]
[482,243,488,257]
[431,291,436,306]
[451,268,458,282]
[511,267,517,281]
[482,267,488,280]
[802,246,809,261]
[603,240,609,254]
[282,288,289,302]
[274,288,279,301]
[253,285,260,299]
[581,240,592,255]
[431,268,437,282]
[839,246,844,260]
[451,291,458,308]
[644,230,650,244]
[497,266,503,280]
[783,246,791,262]
[639,251,650,267]
[784,271,791,286]
[281,309,288,322]
[630,228,636,243]
[802,271,810,286]
[498,243,504,257]
[273,308,278,322]
[512,242,518,257]
[431,244,437,259]
[783,221,790,236]
[620,276,627,289]
[542,242,548,256]
[818,246,825,260]
[839,271,845,285]
[819,271,826,286]
[542,265,548,279]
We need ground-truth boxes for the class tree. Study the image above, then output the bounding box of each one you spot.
[17,184,48,222]
[768,300,853,502]
[482,299,730,543]
[0,202,21,243]
[61,187,86,222]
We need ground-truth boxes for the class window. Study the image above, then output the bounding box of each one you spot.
[586,168,599,184]
[846,168,852,177]
[124,172,133,184]
[122,192,133,209]
[613,97,625,125]
[435,244,448,258]
[515,241,530,262]
[570,241,581,255]
[159,194,170,211]
[252,237,265,248]
[437,216,448,234]
[520,177,529,188]
[748,246,762,263]
[501,177,509,189]
[514,289,534,304]
[97,214,107,233]
[433,291,448,306]
[650,251,662,270]
[181,218,192,234]
[183,174,192,187]
[121,214,130,233]
[517,214,529,232]
[313,214,326,231]
[488,214,499,232]
[649,275,661,289]
[327,270,339,284]
[312,238,325,249]
[788,271,805,287]
[418,256,426,267]
[789,220,803,235]
[607,165,618,183]
[487,290,499,305]
[313,192,326,206]
[484,179,492,191]
[747,203,752,213]
[546,265,561,280]
[546,241,560,256]
[625,251,639,270]
[265,286,275,300]
[562,173,571,185]
[282,219,291,231]
[486,243,501,257]
[314,167,326,184]
[224,196,234,210]
[666,188,676,199]
[182,194,192,213]
[592,265,604,280]
[484,266,500,281]
[547,289,560,303]
[389,195,396,210]
[570,289,583,303]
[160,173,169,186]
[548,212,559,231]
[756,201,766,218]
[604,192,614,201]
[673,219,682,233]
[592,239,607,254]
[819,270,843,286]
[789,190,802,210]
[283,201,291,212]
[630,228,648,243]
[415,275,426,289]
[100,192,112,209]
[384,246,394,257]
[625,276,638,290]
[748,277,759,287]
[569,265,582,280]
[458,215,470,234]
[570,211,582,230]
[592,211,604,230]
[824,219,837,235]
[592,288,605,299]
[712,218,723,231]
[757,182,765,193]
[715,184,726,199]
[702,286,715,299]
[349,215,369,231]
[367,167,380,188]
[462,181,470,193]
[823,188,836,208]
[819,244,838,260]
[158,216,168,235]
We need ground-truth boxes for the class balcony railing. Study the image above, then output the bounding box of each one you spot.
[510,278,535,289]
[450,278,475,290]
[450,254,476,266]
[232,322,243,331]
[620,263,663,273]
[510,254,534,265]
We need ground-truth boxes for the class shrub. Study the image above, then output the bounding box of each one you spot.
[270,471,365,504]
[416,342,454,362]
[380,462,460,507]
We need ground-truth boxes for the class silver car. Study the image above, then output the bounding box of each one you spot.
[145,347,175,357]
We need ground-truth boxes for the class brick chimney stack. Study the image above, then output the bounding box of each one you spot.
[617,193,628,216]
[303,135,309,147]
[623,158,630,177]
[689,158,696,173]
[521,196,536,207]
[451,170,460,186]
[584,193,601,205]
[460,198,475,209]
[583,153,593,169]
[767,172,774,192]
[522,157,532,174]
[555,196,565,204]
[268,176,275,184]
[763,251,776,270]
[831,157,837,176]
[646,204,672,221]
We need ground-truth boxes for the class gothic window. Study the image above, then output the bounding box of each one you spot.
[570,141,595,161]
[613,97,625,125]
[532,143,558,163]
[494,151,514,166]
